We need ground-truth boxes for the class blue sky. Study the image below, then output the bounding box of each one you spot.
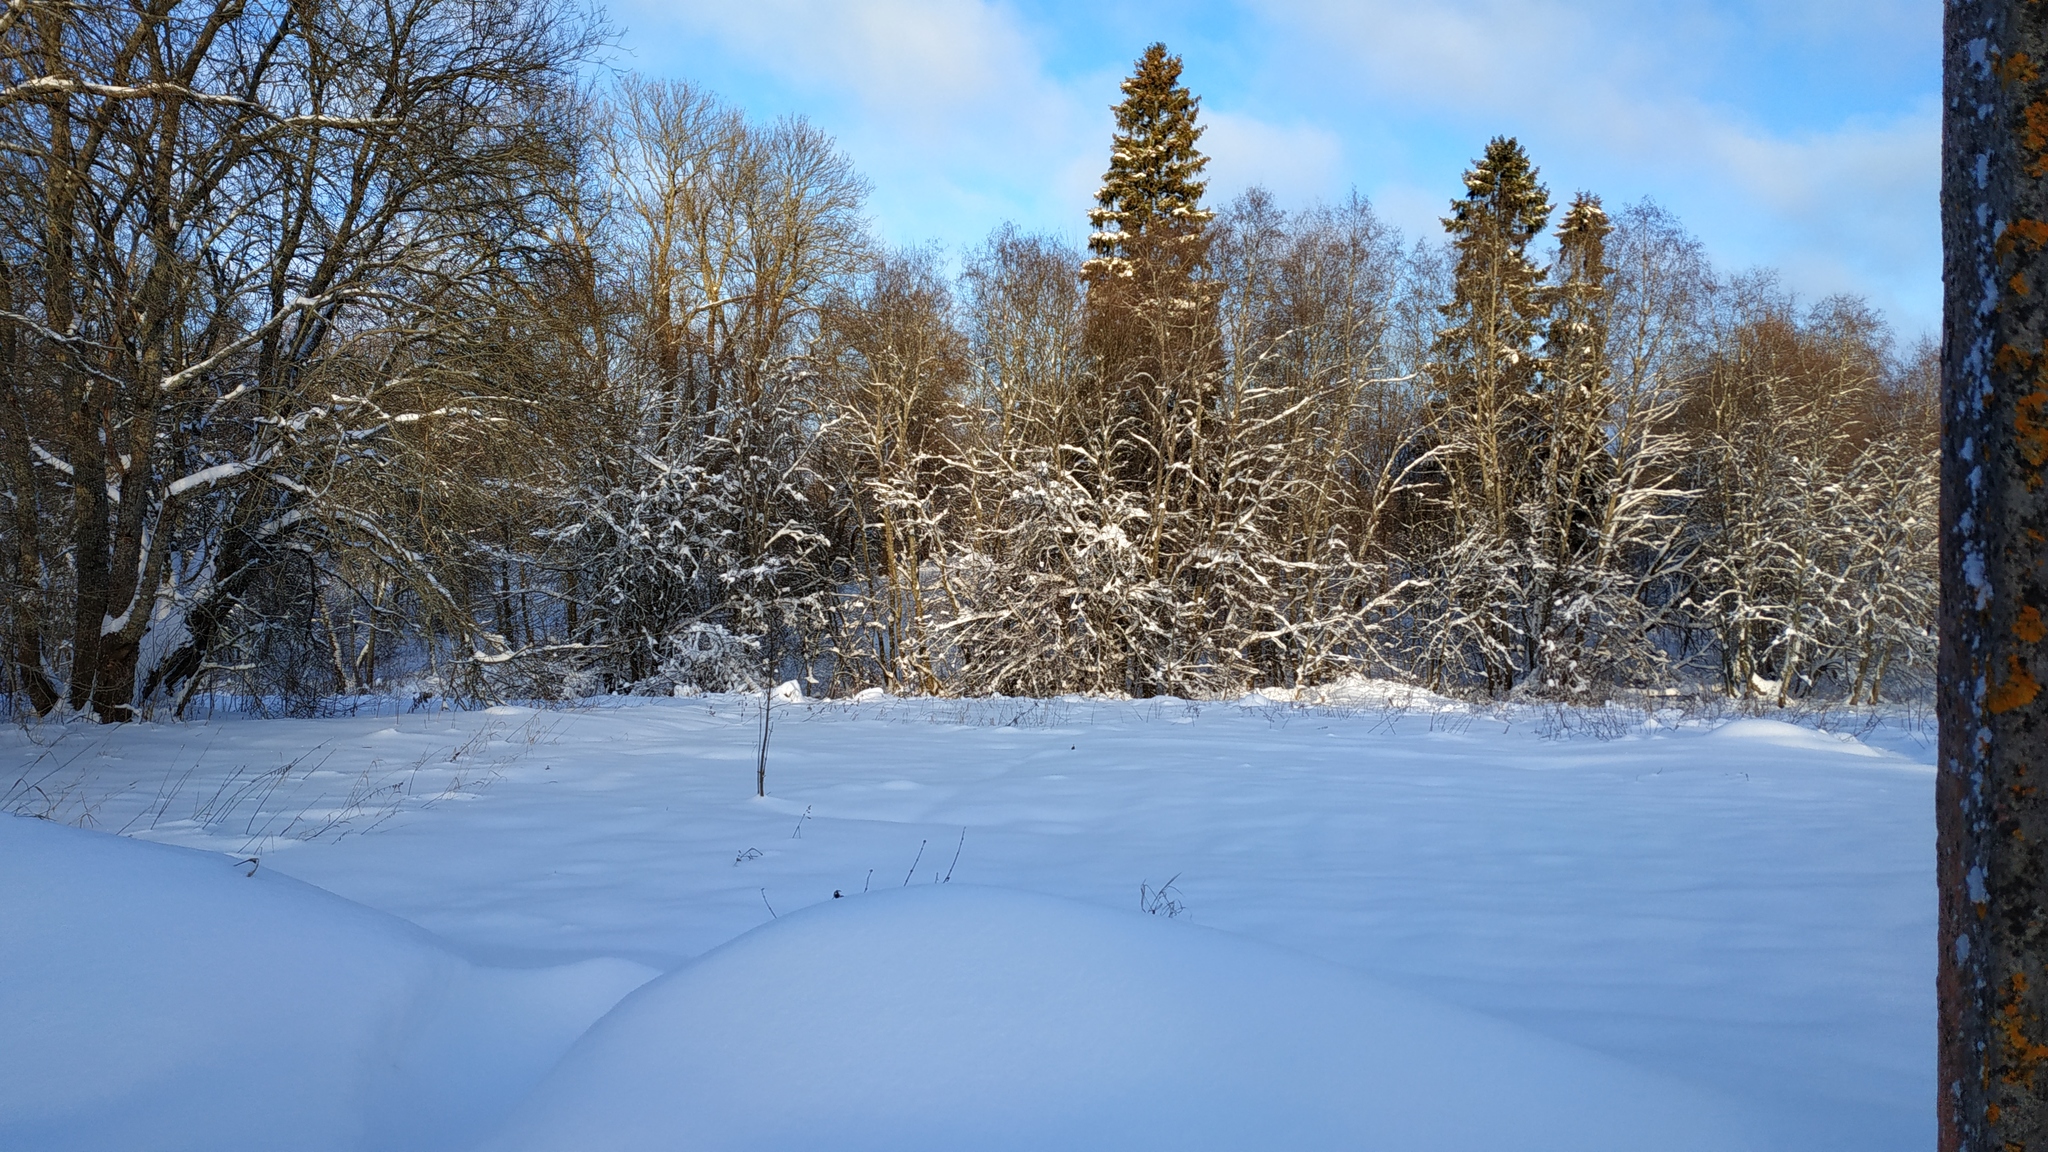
[603,0,1939,340]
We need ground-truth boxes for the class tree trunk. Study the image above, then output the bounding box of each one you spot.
[1940,2,2048,1146]
[0,268,56,716]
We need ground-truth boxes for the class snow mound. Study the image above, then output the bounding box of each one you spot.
[489,885,1760,1152]
[1708,718,1888,757]
[0,815,654,1152]
[1303,674,1465,710]
[1236,676,1464,711]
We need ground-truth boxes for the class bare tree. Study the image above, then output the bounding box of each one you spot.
[816,247,969,694]
[0,0,598,718]
[1209,189,1416,688]
[1671,287,1930,703]
[561,77,866,695]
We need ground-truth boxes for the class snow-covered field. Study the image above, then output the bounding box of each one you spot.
[1,688,1933,1150]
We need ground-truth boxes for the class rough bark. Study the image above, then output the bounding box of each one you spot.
[1940,1,2048,1147]
[0,266,55,714]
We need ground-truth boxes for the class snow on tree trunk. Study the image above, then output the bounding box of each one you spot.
[1940,1,2048,1146]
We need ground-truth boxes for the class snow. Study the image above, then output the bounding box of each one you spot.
[0,696,1934,1149]
[0,815,654,1152]
[164,459,256,498]
[1706,716,1892,757]
[491,885,1757,1152]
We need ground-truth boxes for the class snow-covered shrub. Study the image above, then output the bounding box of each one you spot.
[648,624,759,695]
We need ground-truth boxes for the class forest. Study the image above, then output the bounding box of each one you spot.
[0,0,1937,720]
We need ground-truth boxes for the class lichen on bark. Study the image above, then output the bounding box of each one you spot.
[1941,2,2048,1148]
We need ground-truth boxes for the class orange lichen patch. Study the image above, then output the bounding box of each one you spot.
[1997,342,2038,376]
[2018,387,2048,468]
[1999,218,2048,262]
[2020,606,2047,645]
[1989,654,2042,715]
[2015,273,2033,297]
[2028,102,2048,175]
[2001,51,2042,87]
[2000,971,2048,1085]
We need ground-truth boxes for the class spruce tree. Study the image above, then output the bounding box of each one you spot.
[1431,136,1553,538]
[1529,193,1620,695]
[1545,193,1613,400]
[1075,42,1222,696]
[1540,192,1616,558]
[1423,137,1552,693]
[1084,42,1214,283]
[1079,41,1219,409]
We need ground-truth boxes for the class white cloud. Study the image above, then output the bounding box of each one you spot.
[1200,111,1345,208]
[605,0,1938,332]
[1697,102,1939,333]
[662,1,1061,135]
[1247,0,1939,332]
[611,0,1111,245]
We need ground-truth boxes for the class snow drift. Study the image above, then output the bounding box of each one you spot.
[0,815,654,1152]
[4,813,1764,1151]
[489,884,1759,1152]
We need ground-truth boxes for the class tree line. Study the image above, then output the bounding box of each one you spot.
[0,7,1933,719]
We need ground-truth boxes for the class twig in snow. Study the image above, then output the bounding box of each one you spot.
[760,888,776,918]
[903,838,926,886]
[756,636,776,798]
[791,804,811,838]
[942,827,965,883]
[1140,873,1186,918]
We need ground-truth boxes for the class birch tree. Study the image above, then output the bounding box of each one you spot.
[564,78,865,692]
[817,248,969,694]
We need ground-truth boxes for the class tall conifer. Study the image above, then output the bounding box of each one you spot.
[1084,43,1213,282]
[1540,192,1616,548]
[1421,137,1552,692]
[1078,40,1221,490]
[1431,136,1552,536]
[1546,194,1613,397]
[1071,42,1224,696]
[1528,193,1622,694]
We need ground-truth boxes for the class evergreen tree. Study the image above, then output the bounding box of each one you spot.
[1073,42,1225,695]
[1545,194,1614,401]
[1080,41,1220,435]
[1430,137,1553,536]
[1084,43,1214,283]
[1416,137,1552,692]
[1527,193,1623,694]
[1536,193,1616,576]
